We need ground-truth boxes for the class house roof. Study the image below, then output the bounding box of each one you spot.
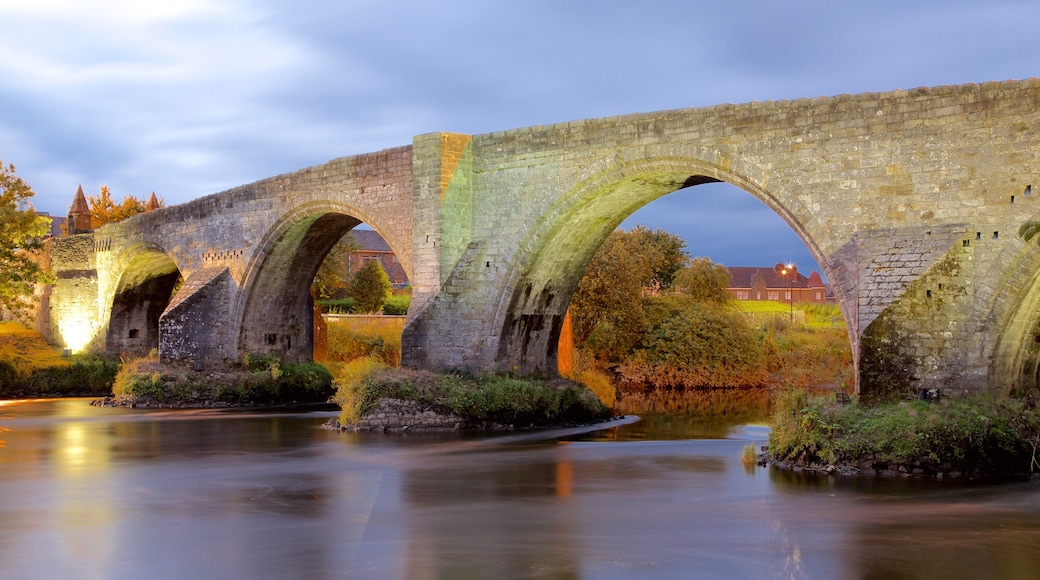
[726,266,827,289]
[36,212,66,238]
[350,229,392,252]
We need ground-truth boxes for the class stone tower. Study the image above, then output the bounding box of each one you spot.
[67,185,91,234]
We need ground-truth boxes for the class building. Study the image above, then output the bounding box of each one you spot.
[348,229,409,289]
[725,264,831,304]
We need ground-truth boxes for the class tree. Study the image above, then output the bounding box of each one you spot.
[672,257,732,305]
[631,225,687,292]
[0,162,53,315]
[312,233,361,299]
[87,186,163,228]
[347,259,392,313]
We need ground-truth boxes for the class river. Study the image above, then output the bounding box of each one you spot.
[1,397,1039,579]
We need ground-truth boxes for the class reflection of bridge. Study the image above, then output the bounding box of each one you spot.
[43,79,1040,399]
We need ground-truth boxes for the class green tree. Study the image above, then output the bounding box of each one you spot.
[347,259,392,313]
[0,162,53,315]
[312,233,361,299]
[672,257,731,305]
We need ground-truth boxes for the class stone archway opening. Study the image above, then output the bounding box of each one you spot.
[495,168,855,392]
[991,264,1040,397]
[237,213,410,366]
[106,251,182,357]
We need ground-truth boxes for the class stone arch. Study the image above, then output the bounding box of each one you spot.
[490,155,850,377]
[989,245,1040,396]
[104,242,182,357]
[233,201,411,363]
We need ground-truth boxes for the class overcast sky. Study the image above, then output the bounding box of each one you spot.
[2,0,1037,276]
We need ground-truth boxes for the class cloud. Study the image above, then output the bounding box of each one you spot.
[1,0,1037,276]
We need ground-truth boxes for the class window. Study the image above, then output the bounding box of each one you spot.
[816,292,822,300]
[736,291,749,300]
[785,291,791,300]
[767,291,779,300]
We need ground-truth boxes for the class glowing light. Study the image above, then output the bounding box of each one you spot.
[59,319,93,353]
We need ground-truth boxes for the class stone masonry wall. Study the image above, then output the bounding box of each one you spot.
[48,79,1040,398]
[406,79,1040,396]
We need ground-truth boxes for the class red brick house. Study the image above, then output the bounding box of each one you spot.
[725,264,830,304]
[347,229,409,289]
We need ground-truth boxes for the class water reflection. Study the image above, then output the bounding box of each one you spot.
[0,398,1038,579]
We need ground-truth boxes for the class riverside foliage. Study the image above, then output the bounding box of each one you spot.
[769,388,1040,476]
[569,227,851,394]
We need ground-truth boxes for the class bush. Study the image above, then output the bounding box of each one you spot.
[620,298,767,389]
[316,298,357,314]
[325,317,403,366]
[382,295,410,315]
[768,389,1040,476]
[338,368,612,428]
[113,355,334,406]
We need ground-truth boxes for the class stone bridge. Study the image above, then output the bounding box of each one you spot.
[44,79,1040,400]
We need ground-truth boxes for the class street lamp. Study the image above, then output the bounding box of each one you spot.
[780,263,794,322]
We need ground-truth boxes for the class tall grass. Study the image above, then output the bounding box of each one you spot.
[0,321,71,376]
[0,321,118,397]
[324,316,404,366]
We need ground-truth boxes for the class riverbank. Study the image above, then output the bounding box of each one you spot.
[767,388,1040,479]
[0,321,118,398]
[106,356,335,407]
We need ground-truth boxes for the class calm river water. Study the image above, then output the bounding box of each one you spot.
[2,397,1039,579]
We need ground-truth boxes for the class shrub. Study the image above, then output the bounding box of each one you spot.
[768,389,1040,476]
[317,298,357,314]
[620,299,767,389]
[337,368,612,428]
[114,355,334,406]
[382,295,410,315]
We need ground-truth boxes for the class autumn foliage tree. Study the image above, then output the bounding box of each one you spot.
[87,186,163,228]
[570,226,767,389]
[570,226,688,362]
[0,162,53,316]
[672,257,732,305]
[312,234,361,300]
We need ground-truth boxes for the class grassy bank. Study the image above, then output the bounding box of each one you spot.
[330,361,611,430]
[110,354,334,407]
[769,388,1040,477]
[0,321,118,397]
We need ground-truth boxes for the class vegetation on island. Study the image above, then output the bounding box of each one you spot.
[108,353,333,407]
[768,388,1040,477]
[329,361,610,430]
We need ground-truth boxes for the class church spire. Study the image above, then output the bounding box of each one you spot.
[146,191,160,211]
[67,185,92,234]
